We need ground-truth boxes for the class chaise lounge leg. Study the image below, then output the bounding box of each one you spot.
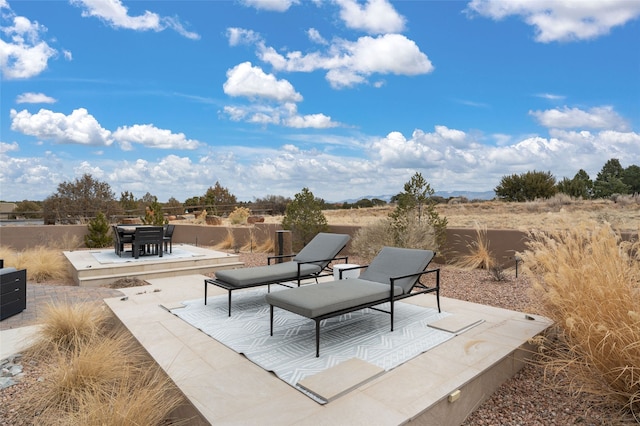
[315,319,320,358]
[390,299,394,331]
[270,306,274,336]
[204,281,207,305]
[228,291,232,317]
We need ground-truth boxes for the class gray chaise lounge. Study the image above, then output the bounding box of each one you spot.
[205,232,350,316]
[265,246,440,357]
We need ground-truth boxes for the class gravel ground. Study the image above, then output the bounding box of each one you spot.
[0,251,631,425]
[240,252,628,425]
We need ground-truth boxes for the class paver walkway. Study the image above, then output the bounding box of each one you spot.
[0,283,124,330]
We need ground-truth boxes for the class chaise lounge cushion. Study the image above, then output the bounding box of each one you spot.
[265,279,403,319]
[213,232,351,288]
[359,247,435,294]
[215,262,322,288]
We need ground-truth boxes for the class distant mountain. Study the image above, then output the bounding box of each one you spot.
[337,190,495,204]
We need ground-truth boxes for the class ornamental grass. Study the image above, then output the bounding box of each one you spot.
[523,221,640,421]
[18,303,187,425]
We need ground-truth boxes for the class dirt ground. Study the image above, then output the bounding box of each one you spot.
[260,198,640,231]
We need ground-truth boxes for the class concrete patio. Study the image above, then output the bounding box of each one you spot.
[103,274,551,425]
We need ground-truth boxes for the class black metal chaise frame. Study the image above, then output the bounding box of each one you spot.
[204,233,350,316]
[266,247,440,357]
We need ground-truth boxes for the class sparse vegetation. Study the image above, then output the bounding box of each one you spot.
[18,303,186,425]
[453,224,495,270]
[229,206,251,224]
[0,246,70,282]
[523,221,640,420]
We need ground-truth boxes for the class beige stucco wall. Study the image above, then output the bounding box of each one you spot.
[0,222,533,265]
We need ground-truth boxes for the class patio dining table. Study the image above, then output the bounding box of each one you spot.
[116,225,164,258]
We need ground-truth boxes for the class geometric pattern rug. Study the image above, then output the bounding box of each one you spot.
[170,287,455,404]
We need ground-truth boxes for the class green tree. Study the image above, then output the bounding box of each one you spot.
[43,174,120,224]
[119,191,138,214]
[183,196,203,213]
[621,164,640,194]
[557,169,593,199]
[593,159,629,198]
[12,200,42,219]
[253,195,290,215]
[389,172,448,250]
[282,187,329,250]
[85,212,113,248]
[165,197,184,215]
[203,181,237,215]
[495,170,557,201]
[141,198,167,226]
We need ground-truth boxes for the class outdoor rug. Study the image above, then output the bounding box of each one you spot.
[170,287,456,404]
[91,246,202,264]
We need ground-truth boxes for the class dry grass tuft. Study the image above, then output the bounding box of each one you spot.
[214,228,236,251]
[523,221,640,421]
[254,236,275,253]
[47,233,83,250]
[453,224,495,270]
[19,303,186,425]
[0,245,70,282]
[26,303,110,357]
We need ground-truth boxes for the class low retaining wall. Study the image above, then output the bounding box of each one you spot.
[0,222,530,265]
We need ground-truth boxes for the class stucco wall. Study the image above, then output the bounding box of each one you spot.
[0,222,532,265]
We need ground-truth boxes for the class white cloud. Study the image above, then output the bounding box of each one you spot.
[222,102,339,129]
[535,93,565,101]
[223,62,303,102]
[112,124,201,150]
[0,13,57,79]
[16,92,56,104]
[530,106,629,131]
[10,108,113,146]
[227,27,262,46]
[466,0,640,42]
[307,28,328,45]
[239,0,299,12]
[2,123,639,202]
[258,33,433,88]
[70,0,199,39]
[0,141,19,153]
[334,0,406,34]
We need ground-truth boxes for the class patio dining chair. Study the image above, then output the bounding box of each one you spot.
[163,224,175,253]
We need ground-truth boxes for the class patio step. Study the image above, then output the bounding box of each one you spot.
[76,261,244,288]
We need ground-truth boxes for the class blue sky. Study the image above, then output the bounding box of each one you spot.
[1,0,639,203]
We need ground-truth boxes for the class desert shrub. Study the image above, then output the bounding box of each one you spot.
[85,212,113,248]
[544,192,574,210]
[615,193,640,207]
[350,218,395,263]
[523,221,640,420]
[7,246,70,283]
[488,265,508,282]
[350,215,439,263]
[229,206,251,224]
[453,224,495,270]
